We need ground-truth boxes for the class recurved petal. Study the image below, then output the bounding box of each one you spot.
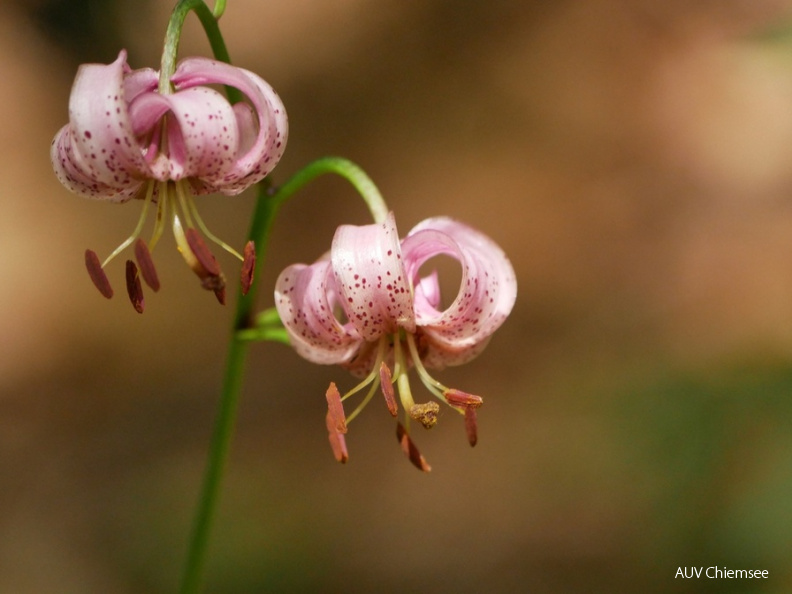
[122,67,158,103]
[170,58,288,193]
[128,86,240,182]
[51,126,141,201]
[54,50,149,196]
[275,261,363,365]
[414,269,441,313]
[420,333,492,369]
[400,218,516,362]
[331,212,415,340]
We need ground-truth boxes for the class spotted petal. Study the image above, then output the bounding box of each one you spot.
[122,67,158,103]
[170,58,288,193]
[275,260,363,365]
[51,50,148,201]
[128,86,241,182]
[331,212,415,340]
[401,217,517,367]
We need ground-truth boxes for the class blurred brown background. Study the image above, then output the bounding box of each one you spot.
[4,0,792,592]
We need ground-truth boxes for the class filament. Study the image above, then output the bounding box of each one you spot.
[393,337,416,412]
[344,380,379,425]
[148,181,170,250]
[101,181,155,268]
[174,180,195,229]
[187,194,243,261]
[340,337,387,403]
[405,333,447,401]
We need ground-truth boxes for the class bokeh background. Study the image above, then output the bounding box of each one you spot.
[4,0,792,592]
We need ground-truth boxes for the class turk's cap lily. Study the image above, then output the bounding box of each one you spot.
[275,212,516,469]
[51,50,287,310]
[51,50,287,200]
[276,212,516,371]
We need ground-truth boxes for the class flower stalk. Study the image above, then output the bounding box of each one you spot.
[160,0,238,101]
[179,157,390,594]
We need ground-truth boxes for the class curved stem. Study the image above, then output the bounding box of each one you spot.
[272,157,389,223]
[159,0,242,103]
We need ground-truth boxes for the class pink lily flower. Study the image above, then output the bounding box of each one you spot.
[51,50,288,310]
[275,212,516,470]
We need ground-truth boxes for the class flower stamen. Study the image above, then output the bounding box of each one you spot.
[134,238,160,291]
[343,380,381,427]
[325,382,347,434]
[409,402,440,429]
[326,410,349,464]
[84,182,157,300]
[405,333,445,400]
[85,249,113,299]
[185,228,222,277]
[125,260,144,313]
[393,335,416,413]
[186,192,244,261]
[241,241,256,296]
[100,181,155,269]
[444,389,483,447]
[396,423,431,472]
[464,406,478,447]
[149,182,170,251]
[379,362,398,417]
[339,336,388,405]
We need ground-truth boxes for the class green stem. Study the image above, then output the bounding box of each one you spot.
[178,157,387,594]
[178,187,277,594]
[159,0,241,103]
[272,156,389,223]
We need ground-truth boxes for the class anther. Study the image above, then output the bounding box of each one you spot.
[464,406,478,447]
[326,410,349,464]
[444,389,483,409]
[85,249,113,299]
[134,238,160,291]
[379,363,398,417]
[396,423,431,472]
[325,382,347,433]
[444,389,482,447]
[186,228,227,304]
[213,286,226,305]
[241,240,255,295]
[409,402,440,429]
[185,228,221,277]
[125,260,144,313]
